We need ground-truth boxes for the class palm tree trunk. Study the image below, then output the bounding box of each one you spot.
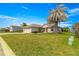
[54,22,59,33]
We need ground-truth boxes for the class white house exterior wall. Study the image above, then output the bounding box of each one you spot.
[10,26,22,32]
[9,27,13,32]
[32,28,39,32]
[48,28,52,33]
[23,28,32,33]
[23,27,40,33]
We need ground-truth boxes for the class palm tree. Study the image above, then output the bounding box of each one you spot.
[48,4,68,33]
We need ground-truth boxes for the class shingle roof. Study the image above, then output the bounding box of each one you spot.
[23,24,42,28]
[31,24,42,27]
[42,24,55,28]
[10,25,23,28]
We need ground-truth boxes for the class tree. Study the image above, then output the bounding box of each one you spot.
[21,23,27,27]
[48,4,68,33]
[63,27,70,32]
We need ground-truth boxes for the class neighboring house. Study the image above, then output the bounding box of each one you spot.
[73,23,79,34]
[9,25,23,32]
[42,24,62,33]
[23,24,42,33]
[73,23,79,37]
[0,27,10,32]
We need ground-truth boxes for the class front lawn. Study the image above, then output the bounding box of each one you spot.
[1,32,79,56]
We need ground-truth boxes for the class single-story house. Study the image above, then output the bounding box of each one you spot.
[23,24,62,33]
[42,24,62,33]
[23,24,42,33]
[9,25,23,32]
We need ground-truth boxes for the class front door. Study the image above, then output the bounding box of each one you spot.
[45,28,48,33]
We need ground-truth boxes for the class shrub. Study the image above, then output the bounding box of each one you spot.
[62,27,70,32]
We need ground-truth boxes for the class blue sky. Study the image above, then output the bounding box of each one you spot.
[0,3,79,28]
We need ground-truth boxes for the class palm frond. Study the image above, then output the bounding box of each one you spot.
[48,4,68,24]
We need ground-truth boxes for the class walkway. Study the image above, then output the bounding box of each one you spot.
[0,37,15,56]
[0,33,25,56]
[0,43,5,56]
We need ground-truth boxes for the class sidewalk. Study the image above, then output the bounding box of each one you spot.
[0,43,5,56]
[0,37,15,56]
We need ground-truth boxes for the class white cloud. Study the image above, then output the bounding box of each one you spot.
[68,8,79,17]
[0,15,20,25]
[21,6,28,10]
[59,22,72,27]
[0,15,18,20]
[68,14,75,17]
[0,15,46,26]
[69,8,79,13]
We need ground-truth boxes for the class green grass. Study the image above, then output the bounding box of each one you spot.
[1,32,79,56]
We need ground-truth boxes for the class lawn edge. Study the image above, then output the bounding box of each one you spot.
[0,37,16,56]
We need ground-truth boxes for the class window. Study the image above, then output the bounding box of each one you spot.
[51,29,53,31]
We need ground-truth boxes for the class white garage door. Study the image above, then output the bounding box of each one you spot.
[23,28,32,33]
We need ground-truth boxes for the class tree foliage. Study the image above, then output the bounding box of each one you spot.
[48,4,68,24]
[21,23,27,27]
[63,27,70,32]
